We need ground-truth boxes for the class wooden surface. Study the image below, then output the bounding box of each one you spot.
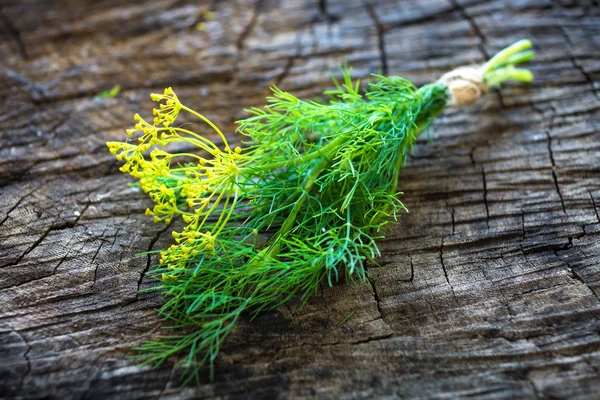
[1,0,600,399]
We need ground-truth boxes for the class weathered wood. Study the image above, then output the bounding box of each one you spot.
[1,0,599,398]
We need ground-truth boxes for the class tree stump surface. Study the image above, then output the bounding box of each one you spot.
[1,0,599,399]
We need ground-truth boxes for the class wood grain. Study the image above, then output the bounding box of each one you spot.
[1,0,599,398]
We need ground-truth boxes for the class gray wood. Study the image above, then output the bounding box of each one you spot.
[1,0,599,398]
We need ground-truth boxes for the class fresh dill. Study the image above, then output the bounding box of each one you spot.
[107,40,534,384]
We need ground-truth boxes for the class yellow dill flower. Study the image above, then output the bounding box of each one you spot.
[150,87,181,128]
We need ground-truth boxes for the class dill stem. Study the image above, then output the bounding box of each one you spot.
[171,153,207,161]
[389,85,448,195]
[212,186,232,231]
[198,188,227,229]
[390,122,429,194]
[182,105,231,149]
[267,153,332,256]
[239,133,348,173]
[481,39,532,75]
[240,151,336,277]
[159,127,221,153]
[214,182,239,237]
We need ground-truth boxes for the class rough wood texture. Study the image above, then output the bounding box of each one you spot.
[1,0,599,398]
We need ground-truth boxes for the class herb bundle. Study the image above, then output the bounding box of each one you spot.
[108,40,534,382]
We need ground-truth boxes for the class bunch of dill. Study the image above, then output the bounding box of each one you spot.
[107,39,534,383]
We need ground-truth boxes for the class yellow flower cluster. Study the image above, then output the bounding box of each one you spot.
[150,87,181,128]
[107,88,242,282]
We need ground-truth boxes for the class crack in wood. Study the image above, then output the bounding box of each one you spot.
[154,365,176,400]
[481,166,490,229]
[1,203,89,269]
[590,191,600,224]
[531,102,568,215]
[316,0,338,23]
[553,240,599,302]
[0,7,28,60]
[1,226,54,269]
[521,209,526,240]
[274,30,302,87]
[449,0,489,58]
[5,233,78,290]
[318,0,327,18]
[439,237,456,297]
[135,223,172,298]
[89,226,111,291]
[0,186,40,227]
[405,254,415,283]
[232,0,264,76]
[366,275,386,324]
[272,331,398,359]
[560,27,600,100]
[12,329,32,390]
[469,146,476,167]
[364,2,388,76]
[52,250,70,276]
[545,130,567,215]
